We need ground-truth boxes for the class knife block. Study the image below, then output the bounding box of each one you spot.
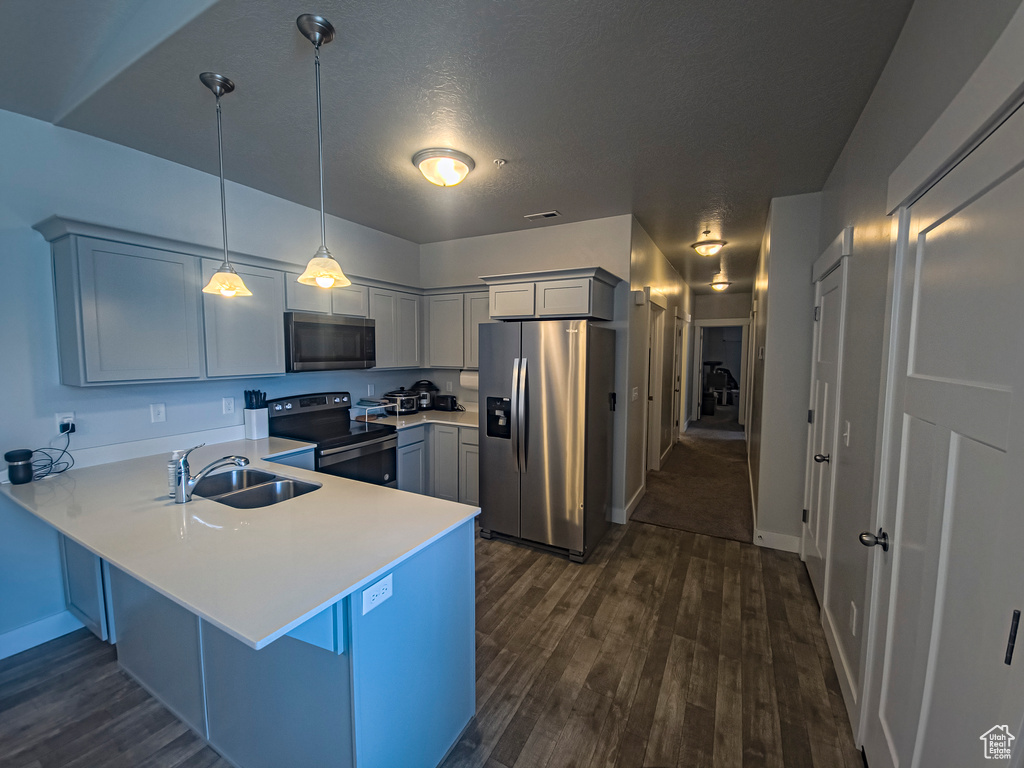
[243,408,269,440]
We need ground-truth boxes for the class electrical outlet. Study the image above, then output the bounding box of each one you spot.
[446,381,453,392]
[222,397,234,415]
[361,573,393,615]
[850,601,858,637]
[367,384,375,396]
[631,387,639,401]
[150,403,166,423]
[55,412,74,432]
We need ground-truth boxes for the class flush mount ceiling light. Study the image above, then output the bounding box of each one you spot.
[199,73,251,298]
[412,148,476,187]
[295,13,351,289]
[709,271,733,291]
[691,230,727,258]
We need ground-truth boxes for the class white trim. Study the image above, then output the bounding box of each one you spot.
[660,442,673,466]
[682,417,691,433]
[693,316,751,328]
[886,3,1024,211]
[753,529,801,553]
[0,611,84,661]
[811,226,854,283]
[618,484,645,524]
[645,286,669,309]
[690,316,751,424]
[823,607,861,737]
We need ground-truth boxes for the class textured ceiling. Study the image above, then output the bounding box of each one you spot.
[0,0,914,293]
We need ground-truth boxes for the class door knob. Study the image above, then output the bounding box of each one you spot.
[859,528,889,552]
[814,453,830,464]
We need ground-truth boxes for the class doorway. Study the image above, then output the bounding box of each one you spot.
[691,318,750,432]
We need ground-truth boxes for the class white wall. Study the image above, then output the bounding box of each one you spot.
[693,292,752,320]
[813,0,1022,713]
[418,215,633,289]
[746,193,821,550]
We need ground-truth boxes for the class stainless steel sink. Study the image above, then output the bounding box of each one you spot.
[193,469,278,498]
[210,479,321,509]
[193,469,321,509]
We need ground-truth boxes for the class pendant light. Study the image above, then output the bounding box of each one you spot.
[691,229,727,258]
[412,148,476,186]
[200,73,251,297]
[709,269,732,291]
[296,14,351,289]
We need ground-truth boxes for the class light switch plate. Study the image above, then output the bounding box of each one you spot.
[149,403,166,423]
[362,573,393,615]
[222,397,234,415]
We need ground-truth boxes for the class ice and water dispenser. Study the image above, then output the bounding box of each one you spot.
[485,397,512,439]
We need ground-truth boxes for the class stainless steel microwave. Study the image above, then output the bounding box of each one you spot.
[284,312,376,371]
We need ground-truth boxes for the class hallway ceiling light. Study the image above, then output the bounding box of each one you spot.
[412,148,475,186]
[710,271,732,291]
[199,73,251,298]
[691,230,727,258]
[295,13,351,289]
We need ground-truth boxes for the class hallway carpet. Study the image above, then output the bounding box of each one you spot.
[631,414,753,544]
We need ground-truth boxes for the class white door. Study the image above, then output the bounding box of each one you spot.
[692,326,705,421]
[862,104,1024,768]
[803,259,846,603]
[671,317,682,439]
[646,303,665,471]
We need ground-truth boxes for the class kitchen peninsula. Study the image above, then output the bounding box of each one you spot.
[1,439,479,768]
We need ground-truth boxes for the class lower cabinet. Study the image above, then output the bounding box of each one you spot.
[458,430,479,507]
[60,535,114,642]
[398,443,428,495]
[432,425,460,502]
[397,424,479,504]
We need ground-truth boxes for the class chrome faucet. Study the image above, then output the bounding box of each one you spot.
[174,444,249,503]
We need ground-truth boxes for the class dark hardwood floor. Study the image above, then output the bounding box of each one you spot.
[0,522,861,768]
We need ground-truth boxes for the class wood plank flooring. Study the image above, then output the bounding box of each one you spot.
[0,522,861,768]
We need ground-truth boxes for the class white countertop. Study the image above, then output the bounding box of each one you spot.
[360,409,480,430]
[0,438,479,650]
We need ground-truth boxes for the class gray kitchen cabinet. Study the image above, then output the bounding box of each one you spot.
[458,428,479,506]
[331,284,370,317]
[285,273,331,314]
[483,268,618,321]
[464,292,490,370]
[50,236,203,385]
[370,288,421,368]
[428,294,465,368]
[397,426,429,495]
[59,534,112,642]
[432,425,460,502]
[202,259,286,377]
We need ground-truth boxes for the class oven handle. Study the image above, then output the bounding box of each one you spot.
[318,435,397,465]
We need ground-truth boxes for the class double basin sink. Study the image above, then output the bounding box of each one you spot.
[193,469,320,509]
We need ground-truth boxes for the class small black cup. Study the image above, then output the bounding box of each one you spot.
[5,449,33,485]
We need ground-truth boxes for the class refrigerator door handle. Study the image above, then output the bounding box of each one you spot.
[518,357,528,472]
[510,357,521,472]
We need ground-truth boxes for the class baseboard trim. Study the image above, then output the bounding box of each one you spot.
[614,485,645,524]
[660,443,673,465]
[0,611,84,660]
[822,603,862,741]
[754,529,801,553]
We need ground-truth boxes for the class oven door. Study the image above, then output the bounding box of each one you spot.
[317,434,397,488]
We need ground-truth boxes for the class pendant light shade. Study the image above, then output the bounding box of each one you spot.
[296,14,350,289]
[412,148,475,186]
[709,272,732,291]
[691,230,727,258]
[199,72,251,298]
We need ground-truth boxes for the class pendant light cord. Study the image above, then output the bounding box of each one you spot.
[315,45,326,251]
[216,95,230,265]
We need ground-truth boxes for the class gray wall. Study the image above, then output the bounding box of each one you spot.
[813,0,1022,700]
[693,292,752,320]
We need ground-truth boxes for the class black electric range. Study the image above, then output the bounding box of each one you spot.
[267,392,398,487]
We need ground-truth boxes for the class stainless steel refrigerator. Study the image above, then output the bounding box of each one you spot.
[478,320,616,562]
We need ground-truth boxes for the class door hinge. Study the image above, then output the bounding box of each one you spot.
[1006,609,1020,665]
[802,509,808,523]
[814,306,821,321]
[808,409,814,424]
[675,419,679,427]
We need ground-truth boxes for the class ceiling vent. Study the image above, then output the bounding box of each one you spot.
[524,210,561,223]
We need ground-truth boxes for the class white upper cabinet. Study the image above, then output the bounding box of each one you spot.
[202,259,286,378]
[284,274,331,314]
[464,292,490,370]
[370,288,421,368]
[427,294,465,368]
[332,284,370,317]
[482,268,619,321]
[50,235,203,385]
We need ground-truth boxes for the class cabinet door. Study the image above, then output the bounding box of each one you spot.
[70,237,203,383]
[203,260,286,377]
[285,273,331,314]
[458,441,479,506]
[432,425,460,501]
[59,535,109,641]
[397,441,427,495]
[428,294,465,368]
[332,284,370,317]
[369,288,397,368]
[396,293,422,368]
[489,282,535,318]
[537,278,592,316]
[464,292,490,369]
